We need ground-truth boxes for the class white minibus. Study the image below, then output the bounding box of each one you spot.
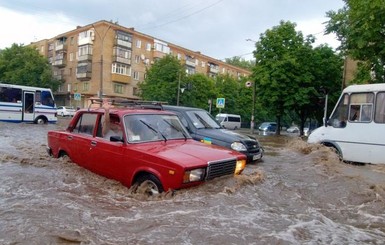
[215,113,241,130]
[0,83,57,124]
[308,83,385,164]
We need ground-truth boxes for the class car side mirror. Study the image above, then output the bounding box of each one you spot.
[110,136,124,142]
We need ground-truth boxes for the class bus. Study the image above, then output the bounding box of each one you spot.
[308,83,385,164]
[0,83,57,124]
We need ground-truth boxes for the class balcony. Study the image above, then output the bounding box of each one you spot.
[112,73,130,84]
[115,39,132,48]
[185,59,196,67]
[153,50,166,59]
[113,55,131,65]
[55,43,67,51]
[53,58,66,67]
[78,54,93,62]
[76,72,92,80]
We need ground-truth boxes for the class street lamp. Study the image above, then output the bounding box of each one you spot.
[246,38,257,134]
[92,23,112,99]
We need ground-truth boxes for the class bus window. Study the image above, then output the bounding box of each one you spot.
[329,93,349,128]
[40,90,54,107]
[375,92,385,123]
[0,87,22,103]
[348,93,374,123]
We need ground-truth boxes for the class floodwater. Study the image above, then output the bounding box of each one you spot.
[1,119,385,245]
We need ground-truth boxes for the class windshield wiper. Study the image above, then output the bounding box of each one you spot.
[139,119,167,141]
[162,119,187,141]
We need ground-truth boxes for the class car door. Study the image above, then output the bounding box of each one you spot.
[68,113,98,168]
[88,114,125,181]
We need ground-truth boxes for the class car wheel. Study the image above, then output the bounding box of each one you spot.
[135,174,164,195]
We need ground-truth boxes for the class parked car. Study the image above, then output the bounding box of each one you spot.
[286,126,299,133]
[161,105,263,163]
[258,122,277,133]
[47,100,246,195]
[57,106,76,117]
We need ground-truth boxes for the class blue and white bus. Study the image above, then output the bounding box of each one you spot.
[0,83,57,124]
[308,83,385,164]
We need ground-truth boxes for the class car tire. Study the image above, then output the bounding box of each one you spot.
[135,174,164,195]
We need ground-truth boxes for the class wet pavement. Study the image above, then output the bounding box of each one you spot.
[1,119,385,244]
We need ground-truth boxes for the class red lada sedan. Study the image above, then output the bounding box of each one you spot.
[47,102,246,195]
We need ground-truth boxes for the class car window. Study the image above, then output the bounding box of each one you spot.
[124,114,190,142]
[73,113,98,136]
[186,110,221,129]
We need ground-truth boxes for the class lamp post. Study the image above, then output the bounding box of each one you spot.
[92,23,112,99]
[246,38,257,134]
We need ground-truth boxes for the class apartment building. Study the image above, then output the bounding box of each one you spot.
[31,20,251,108]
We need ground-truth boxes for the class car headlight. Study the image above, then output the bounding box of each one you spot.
[235,159,246,175]
[183,168,205,183]
[231,142,247,151]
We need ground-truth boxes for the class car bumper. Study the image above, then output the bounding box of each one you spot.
[244,149,263,163]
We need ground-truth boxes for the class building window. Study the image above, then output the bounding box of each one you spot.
[136,40,141,48]
[201,61,205,68]
[112,63,131,76]
[78,44,93,56]
[70,37,75,45]
[133,87,139,96]
[146,43,152,51]
[113,47,131,59]
[114,83,124,94]
[70,53,74,62]
[133,71,140,80]
[135,55,140,64]
[177,53,181,60]
[82,82,89,92]
[116,31,132,42]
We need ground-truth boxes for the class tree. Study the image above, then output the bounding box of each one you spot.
[180,73,216,109]
[225,56,254,70]
[252,21,342,135]
[253,21,312,134]
[326,0,385,83]
[0,44,59,89]
[139,54,184,104]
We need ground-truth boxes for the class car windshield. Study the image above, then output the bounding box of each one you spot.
[123,114,190,142]
[215,116,225,123]
[186,110,221,129]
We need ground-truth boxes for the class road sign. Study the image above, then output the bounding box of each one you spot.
[216,98,225,108]
[74,93,81,101]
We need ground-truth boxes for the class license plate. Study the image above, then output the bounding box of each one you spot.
[252,153,261,161]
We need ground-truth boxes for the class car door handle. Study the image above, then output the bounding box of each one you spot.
[91,141,97,147]
[67,135,73,140]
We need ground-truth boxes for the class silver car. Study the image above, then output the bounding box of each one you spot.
[57,106,76,117]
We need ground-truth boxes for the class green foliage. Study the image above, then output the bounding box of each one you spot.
[138,54,183,104]
[326,0,385,83]
[252,21,343,134]
[180,73,216,109]
[0,44,60,90]
[224,56,254,70]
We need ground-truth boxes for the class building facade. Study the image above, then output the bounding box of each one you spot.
[31,20,251,108]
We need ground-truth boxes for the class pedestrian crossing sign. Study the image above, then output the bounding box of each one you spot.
[216,98,225,108]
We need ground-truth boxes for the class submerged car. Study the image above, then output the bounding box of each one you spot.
[258,122,277,133]
[47,100,246,194]
[161,105,263,163]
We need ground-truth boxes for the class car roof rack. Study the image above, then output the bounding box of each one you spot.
[88,98,167,111]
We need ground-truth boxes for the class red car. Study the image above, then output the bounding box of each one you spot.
[47,102,246,195]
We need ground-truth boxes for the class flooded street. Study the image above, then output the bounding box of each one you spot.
[1,119,385,244]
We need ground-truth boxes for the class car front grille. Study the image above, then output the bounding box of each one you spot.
[244,140,261,153]
[206,158,237,180]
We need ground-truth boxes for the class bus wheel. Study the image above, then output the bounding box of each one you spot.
[35,117,47,124]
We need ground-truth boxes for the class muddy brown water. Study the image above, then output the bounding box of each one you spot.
[1,118,385,244]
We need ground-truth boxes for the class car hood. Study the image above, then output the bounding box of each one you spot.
[194,128,255,143]
[129,139,243,168]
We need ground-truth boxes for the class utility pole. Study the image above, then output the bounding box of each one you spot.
[92,23,112,99]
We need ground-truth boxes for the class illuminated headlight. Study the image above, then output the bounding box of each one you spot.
[183,168,205,183]
[231,142,247,151]
[235,160,246,175]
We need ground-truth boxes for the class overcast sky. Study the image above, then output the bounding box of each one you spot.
[0,0,344,60]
